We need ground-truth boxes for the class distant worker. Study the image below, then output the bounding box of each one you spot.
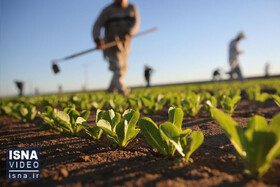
[144,65,153,87]
[228,32,245,81]
[15,81,24,96]
[265,62,270,77]
[93,0,140,95]
[212,68,221,82]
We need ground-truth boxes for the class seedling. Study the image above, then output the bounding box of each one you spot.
[220,95,241,114]
[18,104,37,122]
[168,95,182,108]
[204,96,217,118]
[246,86,270,106]
[1,102,36,122]
[141,94,166,115]
[70,95,92,110]
[92,98,105,110]
[139,107,204,162]
[82,111,102,140]
[127,97,142,111]
[181,94,202,117]
[211,108,280,178]
[255,92,271,107]
[39,105,90,135]
[246,86,260,101]
[108,95,128,113]
[96,109,140,148]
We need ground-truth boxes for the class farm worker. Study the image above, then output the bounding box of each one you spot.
[144,65,153,87]
[228,32,245,81]
[265,62,270,77]
[92,0,140,95]
[15,81,24,96]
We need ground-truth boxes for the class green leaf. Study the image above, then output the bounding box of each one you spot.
[168,107,184,130]
[76,117,87,126]
[180,128,192,139]
[108,109,115,120]
[139,117,167,155]
[184,131,204,161]
[56,111,70,123]
[272,95,280,107]
[84,126,102,140]
[44,106,53,114]
[97,119,116,137]
[112,112,121,131]
[245,116,268,147]
[211,108,245,157]
[69,110,80,124]
[28,105,37,121]
[266,140,280,169]
[159,122,184,156]
[80,110,90,120]
[96,109,104,122]
[244,131,277,178]
[59,120,73,133]
[270,113,280,139]
[116,121,125,146]
[19,108,28,117]
[247,115,268,131]
[232,96,241,106]
[102,110,113,123]
[127,129,140,143]
[123,109,140,141]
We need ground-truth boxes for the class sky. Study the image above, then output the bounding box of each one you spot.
[0,0,280,97]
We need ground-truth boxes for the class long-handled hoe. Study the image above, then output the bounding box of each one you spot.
[51,27,158,74]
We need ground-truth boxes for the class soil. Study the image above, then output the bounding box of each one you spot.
[0,98,280,187]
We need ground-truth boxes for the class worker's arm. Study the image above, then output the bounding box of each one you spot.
[92,10,106,49]
[127,5,140,37]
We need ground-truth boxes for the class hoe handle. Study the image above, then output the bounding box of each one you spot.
[55,27,158,63]
[63,48,97,60]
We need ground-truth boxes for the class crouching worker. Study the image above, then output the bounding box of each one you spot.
[92,0,140,95]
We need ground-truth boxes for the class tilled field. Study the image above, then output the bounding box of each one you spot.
[0,99,280,186]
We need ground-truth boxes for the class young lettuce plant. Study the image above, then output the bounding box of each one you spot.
[139,107,204,162]
[220,95,241,115]
[181,94,202,117]
[39,105,90,136]
[60,105,90,135]
[39,106,66,132]
[82,111,102,140]
[203,96,217,118]
[246,86,270,106]
[211,108,280,178]
[141,94,166,115]
[17,104,37,122]
[168,94,182,108]
[96,109,140,148]
[246,86,260,101]
[108,95,128,113]
[1,103,36,122]
[92,98,105,110]
[128,97,142,111]
[255,92,271,107]
[228,88,241,99]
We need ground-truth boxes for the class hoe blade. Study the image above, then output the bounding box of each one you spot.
[52,63,60,74]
